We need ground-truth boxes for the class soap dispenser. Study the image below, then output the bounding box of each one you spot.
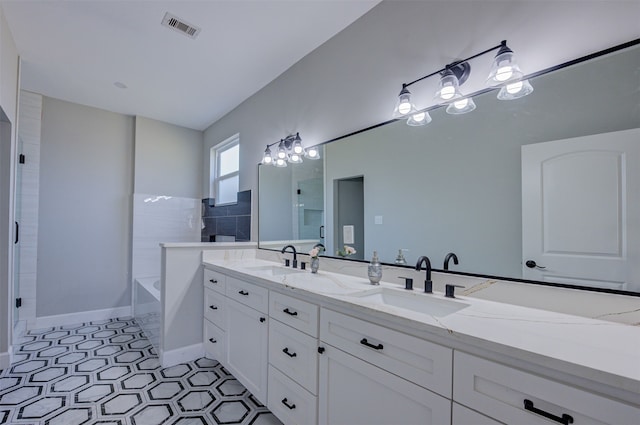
[394,249,408,265]
[368,251,383,285]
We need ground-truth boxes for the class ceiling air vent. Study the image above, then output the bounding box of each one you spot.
[161,12,201,39]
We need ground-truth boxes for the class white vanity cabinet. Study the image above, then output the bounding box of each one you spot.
[225,277,269,405]
[318,308,452,425]
[267,292,320,425]
[453,351,640,425]
[203,287,227,363]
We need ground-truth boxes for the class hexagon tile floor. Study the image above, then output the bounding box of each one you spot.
[0,317,282,425]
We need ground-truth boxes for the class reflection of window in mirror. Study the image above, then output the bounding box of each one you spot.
[210,134,240,205]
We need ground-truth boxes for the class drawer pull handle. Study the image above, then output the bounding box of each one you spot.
[238,290,249,296]
[209,279,218,284]
[209,305,218,310]
[360,338,383,350]
[524,399,573,425]
[281,398,296,410]
[283,308,298,316]
[282,347,297,358]
[209,338,217,344]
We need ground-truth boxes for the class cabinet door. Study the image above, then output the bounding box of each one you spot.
[226,297,269,404]
[203,318,226,366]
[318,344,451,425]
[453,403,504,425]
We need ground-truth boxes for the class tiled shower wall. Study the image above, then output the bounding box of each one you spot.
[132,194,202,280]
[201,190,251,242]
[16,91,42,330]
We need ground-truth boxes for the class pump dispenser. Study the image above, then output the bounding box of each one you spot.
[394,249,408,265]
[368,251,383,285]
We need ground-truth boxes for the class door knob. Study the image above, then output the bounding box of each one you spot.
[525,260,546,269]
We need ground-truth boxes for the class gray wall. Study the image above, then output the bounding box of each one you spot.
[202,1,640,242]
[0,5,18,355]
[134,116,203,198]
[37,97,134,317]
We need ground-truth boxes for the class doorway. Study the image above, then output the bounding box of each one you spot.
[334,176,364,260]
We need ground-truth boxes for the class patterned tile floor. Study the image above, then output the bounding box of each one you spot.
[0,317,282,425]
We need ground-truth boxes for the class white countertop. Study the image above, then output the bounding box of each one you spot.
[203,256,640,402]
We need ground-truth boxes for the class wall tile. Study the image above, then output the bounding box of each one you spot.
[236,216,251,242]
[216,217,236,237]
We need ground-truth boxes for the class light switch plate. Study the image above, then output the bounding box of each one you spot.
[343,225,354,244]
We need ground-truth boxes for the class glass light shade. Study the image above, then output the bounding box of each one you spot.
[406,110,432,126]
[289,152,303,163]
[392,86,417,118]
[497,79,534,100]
[292,133,304,154]
[276,140,287,159]
[487,47,524,86]
[305,146,321,160]
[446,97,476,114]
[274,157,288,167]
[434,69,462,103]
[262,147,273,164]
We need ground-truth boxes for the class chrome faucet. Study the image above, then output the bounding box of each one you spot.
[281,245,298,268]
[415,256,432,293]
[443,252,459,270]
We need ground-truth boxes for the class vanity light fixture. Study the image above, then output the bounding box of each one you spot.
[261,132,319,166]
[392,40,532,125]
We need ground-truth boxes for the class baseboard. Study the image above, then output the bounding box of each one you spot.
[32,305,133,329]
[161,343,204,368]
[0,350,10,370]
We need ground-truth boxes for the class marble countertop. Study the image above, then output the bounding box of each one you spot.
[202,255,640,402]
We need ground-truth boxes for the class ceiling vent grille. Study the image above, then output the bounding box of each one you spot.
[161,12,201,39]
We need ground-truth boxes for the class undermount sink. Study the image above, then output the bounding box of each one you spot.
[245,265,305,276]
[346,287,468,317]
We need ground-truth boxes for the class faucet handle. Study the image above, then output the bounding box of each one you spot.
[424,280,433,294]
[399,277,413,290]
[445,284,465,298]
[284,259,290,267]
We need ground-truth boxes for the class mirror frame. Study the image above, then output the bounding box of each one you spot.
[258,38,640,297]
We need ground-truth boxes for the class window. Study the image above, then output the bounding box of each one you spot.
[211,134,239,205]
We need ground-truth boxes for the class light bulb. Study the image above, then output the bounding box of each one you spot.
[263,156,272,164]
[412,112,426,122]
[307,148,317,157]
[495,65,513,82]
[398,100,412,115]
[440,85,456,100]
[506,81,523,94]
[293,145,303,154]
[453,98,469,109]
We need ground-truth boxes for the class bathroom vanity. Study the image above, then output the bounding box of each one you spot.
[202,251,640,425]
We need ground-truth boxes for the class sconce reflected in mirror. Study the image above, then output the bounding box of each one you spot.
[262,132,320,167]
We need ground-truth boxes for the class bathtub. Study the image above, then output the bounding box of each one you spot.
[134,277,161,353]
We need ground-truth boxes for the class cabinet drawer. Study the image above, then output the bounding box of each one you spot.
[270,291,319,337]
[318,344,451,425]
[320,308,452,397]
[204,288,227,330]
[453,351,640,425]
[268,365,318,425]
[269,319,318,394]
[203,319,226,365]
[225,276,269,313]
[204,268,226,294]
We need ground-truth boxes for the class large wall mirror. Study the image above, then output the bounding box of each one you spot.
[259,40,640,294]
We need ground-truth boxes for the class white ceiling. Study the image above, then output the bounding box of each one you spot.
[1,0,380,130]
